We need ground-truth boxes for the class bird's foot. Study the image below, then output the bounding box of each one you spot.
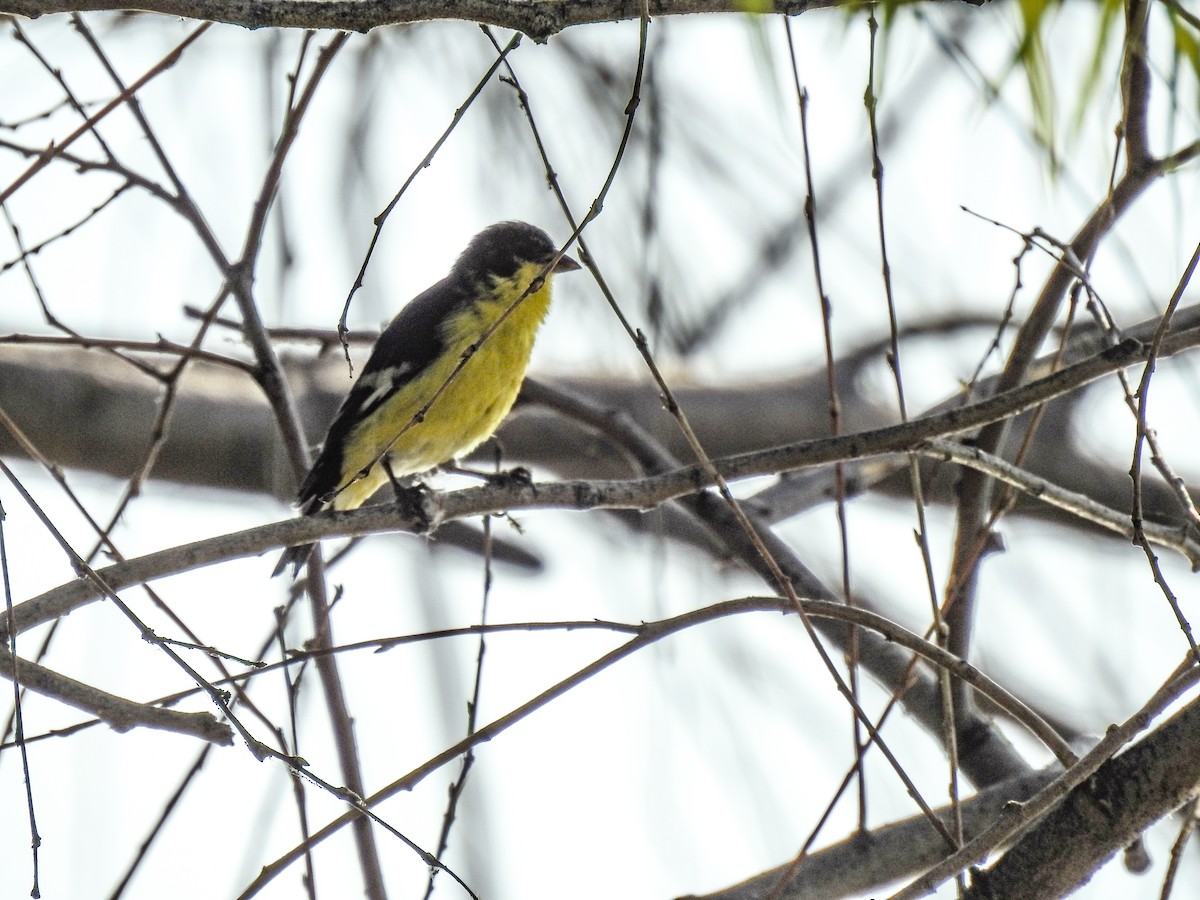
[380,460,433,530]
[442,462,533,488]
[484,466,533,489]
[391,481,434,532]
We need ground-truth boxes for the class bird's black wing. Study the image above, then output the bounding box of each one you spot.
[294,275,470,512]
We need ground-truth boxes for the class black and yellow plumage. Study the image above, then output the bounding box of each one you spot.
[273,221,580,577]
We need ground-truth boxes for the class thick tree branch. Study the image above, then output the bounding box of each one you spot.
[897,664,1200,899]
[682,767,1060,900]
[5,0,885,39]
[963,689,1200,899]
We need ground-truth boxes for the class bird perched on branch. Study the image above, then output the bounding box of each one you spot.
[273,221,580,578]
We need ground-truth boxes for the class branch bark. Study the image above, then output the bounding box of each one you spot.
[964,689,1200,899]
[0,645,234,743]
[4,0,877,39]
[682,768,1060,900]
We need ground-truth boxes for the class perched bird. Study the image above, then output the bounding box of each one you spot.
[273,221,580,578]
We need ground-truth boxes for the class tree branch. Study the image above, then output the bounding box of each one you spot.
[965,687,1200,898]
[0,645,234,744]
[683,767,1060,900]
[4,0,877,39]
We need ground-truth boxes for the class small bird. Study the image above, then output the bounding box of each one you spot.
[273,221,580,578]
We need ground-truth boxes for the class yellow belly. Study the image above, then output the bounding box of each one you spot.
[331,270,552,510]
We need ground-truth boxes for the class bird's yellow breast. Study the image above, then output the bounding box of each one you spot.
[331,263,554,509]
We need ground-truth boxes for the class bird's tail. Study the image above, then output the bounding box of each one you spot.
[271,542,315,579]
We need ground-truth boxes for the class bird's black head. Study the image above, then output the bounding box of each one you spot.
[452,221,577,287]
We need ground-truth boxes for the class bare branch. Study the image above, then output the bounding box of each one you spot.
[685,768,1059,900]
[0,645,233,743]
[5,0,864,39]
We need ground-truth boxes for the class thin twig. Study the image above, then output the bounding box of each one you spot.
[1158,796,1198,900]
[0,494,41,898]
[0,21,212,206]
[782,15,867,846]
[920,440,1200,569]
[335,32,522,370]
[423,515,494,899]
[1128,238,1200,658]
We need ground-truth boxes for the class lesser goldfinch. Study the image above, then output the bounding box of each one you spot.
[273,221,580,577]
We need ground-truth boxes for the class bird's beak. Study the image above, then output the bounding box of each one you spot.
[552,252,581,273]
